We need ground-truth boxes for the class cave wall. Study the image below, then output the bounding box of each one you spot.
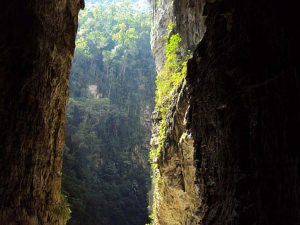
[150,1,206,223]
[151,0,300,224]
[0,0,299,224]
[0,1,83,224]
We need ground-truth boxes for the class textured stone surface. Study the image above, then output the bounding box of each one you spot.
[0,0,299,224]
[151,0,300,224]
[186,1,300,224]
[150,0,205,73]
[150,0,206,224]
[0,0,82,224]
[154,82,202,225]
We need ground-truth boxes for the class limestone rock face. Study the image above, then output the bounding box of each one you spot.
[150,0,206,224]
[150,0,205,73]
[152,82,203,225]
[0,1,82,224]
[151,0,300,224]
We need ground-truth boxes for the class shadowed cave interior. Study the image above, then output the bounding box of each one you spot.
[0,0,299,225]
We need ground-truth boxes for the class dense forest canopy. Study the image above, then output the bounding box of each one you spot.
[62,0,155,224]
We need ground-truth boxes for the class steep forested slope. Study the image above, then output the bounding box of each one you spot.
[62,1,155,225]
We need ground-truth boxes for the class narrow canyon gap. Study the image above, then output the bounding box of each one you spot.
[0,1,299,225]
[61,1,155,224]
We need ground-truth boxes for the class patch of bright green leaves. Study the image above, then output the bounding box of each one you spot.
[60,194,72,225]
[149,21,191,224]
[151,31,190,168]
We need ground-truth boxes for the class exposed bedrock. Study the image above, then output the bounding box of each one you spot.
[151,0,300,224]
[0,0,299,224]
[0,1,82,224]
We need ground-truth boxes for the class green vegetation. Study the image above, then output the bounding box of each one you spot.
[150,22,187,167]
[149,21,191,224]
[150,31,188,169]
[62,1,155,225]
[60,194,72,225]
[155,33,186,107]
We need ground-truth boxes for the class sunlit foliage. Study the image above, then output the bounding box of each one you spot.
[149,20,191,224]
[62,1,155,225]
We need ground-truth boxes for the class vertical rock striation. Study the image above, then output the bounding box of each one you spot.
[150,0,206,224]
[0,0,82,224]
[151,0,300,224]
[151,0,206,74]
[0,0,299,224]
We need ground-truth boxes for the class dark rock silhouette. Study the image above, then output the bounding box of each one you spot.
[0,0,299,224]
[151,0,300,224]
[0,1,81,224]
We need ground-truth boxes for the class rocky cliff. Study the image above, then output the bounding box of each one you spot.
[0,0,299,225]
[0,1,83,224]
[151,0,300,225]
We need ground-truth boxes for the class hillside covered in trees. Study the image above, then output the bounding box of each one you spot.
[62,1,155,224]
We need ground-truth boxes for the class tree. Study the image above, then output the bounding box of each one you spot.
[62,1,155,225]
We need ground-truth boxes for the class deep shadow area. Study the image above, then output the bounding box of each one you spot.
[0,0,299,225]
[0,1,82,224]
[185,0,300,224]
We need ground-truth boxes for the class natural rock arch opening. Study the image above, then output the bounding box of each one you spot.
[0,1,300,225]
